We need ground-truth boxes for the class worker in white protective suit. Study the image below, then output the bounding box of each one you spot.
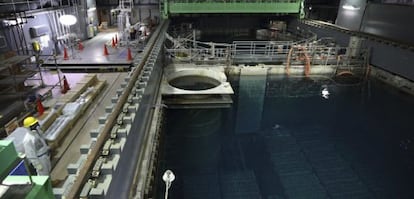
[22,116,51,176]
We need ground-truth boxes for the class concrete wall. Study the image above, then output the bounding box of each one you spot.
[0,6,90,56]
[368,40,414,80]
[335,0,366,31]
[317,1,414,81]
[360,3,414,45]
[337,1,414,45]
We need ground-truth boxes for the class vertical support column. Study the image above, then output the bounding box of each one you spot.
[299,0,305,19]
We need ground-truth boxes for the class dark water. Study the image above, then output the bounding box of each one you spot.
[156,76,414,199]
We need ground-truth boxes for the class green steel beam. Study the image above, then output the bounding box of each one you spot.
[167,2,301,13]
[3,176,54,199]
[0,140,19,181]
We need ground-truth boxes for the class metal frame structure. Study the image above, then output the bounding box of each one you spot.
[160,0,305,18]
[164,31,369,79]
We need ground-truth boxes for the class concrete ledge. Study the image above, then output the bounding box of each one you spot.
[132,96,142,104]
[144,66,153,72]
[89,175,112,197]
[111,96,119,104]
[110,138,127,154]
[136,81,147,89]
[123,116,133,124]
[140,76,150,82]
[53,175,76,198]
[116,124,132,137]
[101,154,120,175]
[128,113,136,122]
[128,104,139,112]
[143,71,151,77]
[105,104,114,113]
[98,114,109,125]
[67,154,87,175]
[371,66,414,95]
[117,128,128,137]
[90,125,103,138]
[116,88,124,95]
[80,144,91,154]
[136,88,145,95]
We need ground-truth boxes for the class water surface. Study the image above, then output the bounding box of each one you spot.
[157,76,414,199]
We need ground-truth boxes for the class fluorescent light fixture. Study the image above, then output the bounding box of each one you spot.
[3,18,25,26]
[59,14,77,26]
[342,4,360,10]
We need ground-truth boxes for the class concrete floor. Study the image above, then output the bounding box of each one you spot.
[28,29,135,184]
[42,28,144,66]
[49,72,127,182]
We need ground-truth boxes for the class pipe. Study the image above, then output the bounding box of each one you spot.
[286,47,293,76]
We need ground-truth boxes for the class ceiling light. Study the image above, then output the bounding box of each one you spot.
[342,4,360,11]
[59,14,77,26]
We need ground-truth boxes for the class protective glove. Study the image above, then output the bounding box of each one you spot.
[35,164,43,171]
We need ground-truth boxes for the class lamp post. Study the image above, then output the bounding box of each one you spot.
[53,14,77,90]
[59,14,78,59]
[53,50,62,90]
[162,170,175,199]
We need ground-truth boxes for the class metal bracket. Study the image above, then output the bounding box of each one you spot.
[91,157,106,178]
[117,113,125,125]
[101,140,113,156]
[110,125,119,139]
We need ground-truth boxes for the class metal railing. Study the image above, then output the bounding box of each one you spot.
[164,32,369,78]
[164,28,317,63]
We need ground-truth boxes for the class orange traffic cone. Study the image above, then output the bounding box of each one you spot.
[104,44,109,56]
[61,75,71,94]
[78,42,84,51]
[127,47,132,61]
[36,98,45,116]
[115,34,118,44]
[63,47,69,60]
[111,37,116,48]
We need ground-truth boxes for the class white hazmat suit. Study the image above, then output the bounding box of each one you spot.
[23,127,51,176]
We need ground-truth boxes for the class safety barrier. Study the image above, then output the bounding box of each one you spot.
[165,31,368,75]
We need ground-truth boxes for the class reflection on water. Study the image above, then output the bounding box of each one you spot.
[156,76,414,199]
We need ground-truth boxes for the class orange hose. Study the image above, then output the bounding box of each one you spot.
[286,47,294,76]
[336,71,355,76]
[304,52,311,77]
[298,46,311,77]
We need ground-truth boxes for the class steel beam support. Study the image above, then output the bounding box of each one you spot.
[168,2,301,14]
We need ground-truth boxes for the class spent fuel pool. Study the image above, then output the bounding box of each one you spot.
[155,75,414,199]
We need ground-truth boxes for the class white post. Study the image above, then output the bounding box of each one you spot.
[162,170,175,199]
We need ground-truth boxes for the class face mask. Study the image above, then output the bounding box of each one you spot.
[30,123,40,131]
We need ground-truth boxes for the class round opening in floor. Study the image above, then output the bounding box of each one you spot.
[169,75,221,91]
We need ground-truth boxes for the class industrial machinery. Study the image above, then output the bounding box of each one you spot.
[0,140,54,199]
[112,0,134,42]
